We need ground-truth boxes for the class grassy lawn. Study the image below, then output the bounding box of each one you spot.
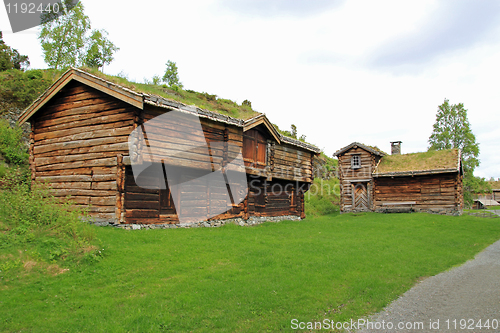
[1,212,500,332]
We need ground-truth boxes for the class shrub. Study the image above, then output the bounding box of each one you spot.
[0,120,29,165]
[0,69,53,109]
[305,177,340,216]
[0,177,99,265]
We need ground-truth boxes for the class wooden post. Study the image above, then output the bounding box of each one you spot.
[29,122,36,186]
[116,154,124,224]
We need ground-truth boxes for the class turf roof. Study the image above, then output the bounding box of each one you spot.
[488,180,500,190]
[374,148,461,176]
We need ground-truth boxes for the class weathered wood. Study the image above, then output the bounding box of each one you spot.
[34,126,133,147]
[90,196,116,206]
[34,119,134,142]
[34,137,128,155]
[36,157,117,172]
[36,152,120,167]
[50,189,116,197]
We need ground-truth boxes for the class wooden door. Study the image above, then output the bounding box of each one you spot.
[353,183,369,210]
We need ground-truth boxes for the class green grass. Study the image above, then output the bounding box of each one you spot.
[304,177,340,216]
[1,213,500,332]
[0,175,101,278]
[83,67,260,120]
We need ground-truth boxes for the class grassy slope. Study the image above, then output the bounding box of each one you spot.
[82,67,260,120]
[1,213,500,332]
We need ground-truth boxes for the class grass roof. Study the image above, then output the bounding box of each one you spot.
[78,67,260,120]
[375,148,459,174]
[366,144,388,156]
[488,180,500,189]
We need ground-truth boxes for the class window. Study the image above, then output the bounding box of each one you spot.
[243,129,267,168]
[351,155,361,169]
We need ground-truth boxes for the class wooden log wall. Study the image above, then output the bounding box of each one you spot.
[373,173,463,213]
[271,144,313,183]
[139,105,244,171]
[124,105,246,224]
[246,176,303,218]
[31,81,135,221]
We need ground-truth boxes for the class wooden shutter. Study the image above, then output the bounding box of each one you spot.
[243,134,256,166]
[243,129,268,168]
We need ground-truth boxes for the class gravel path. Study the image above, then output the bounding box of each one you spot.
[357,239,500,333]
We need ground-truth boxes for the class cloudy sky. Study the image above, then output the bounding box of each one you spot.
[2,0,499,178]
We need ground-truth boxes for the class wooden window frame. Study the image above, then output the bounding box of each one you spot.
[351,154,361,169]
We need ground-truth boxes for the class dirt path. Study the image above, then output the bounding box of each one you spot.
[357,239,500,332]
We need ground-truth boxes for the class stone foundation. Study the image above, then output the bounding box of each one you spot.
[83,215,303,230]
[374,208,463,216]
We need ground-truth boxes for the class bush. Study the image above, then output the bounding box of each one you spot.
[0,175,99,266]
[305,177,340,216]
[0,119,29,165]
[0,69,53,109]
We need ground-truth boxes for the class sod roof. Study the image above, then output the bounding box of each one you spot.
[488,180,500,190]
[373,148,462,177]
[19,67,320,153]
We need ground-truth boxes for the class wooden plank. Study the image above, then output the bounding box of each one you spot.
[50,189,116,197]
[126,201,160,209]
[125,192,159,201]
[48,182,91,189]
[38,97,116,119]
[36,157,117,172]
[38,175,92,182]
[125,209,159,218]
[35,152,120,167]
[90,196,116,206]
[34,137,128,155]
[34,119,135,141]
[36,111,132,133]
[34,126,133,147]
[88,206,116,213]
[92,181,117,191]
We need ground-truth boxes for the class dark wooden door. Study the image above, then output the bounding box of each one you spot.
[353,183,368,210]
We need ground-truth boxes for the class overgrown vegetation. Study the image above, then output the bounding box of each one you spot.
[1,213,499,332]
[376,148,458,174]
[0,122,101,279]
[305,177,340,216]
[84,67,260,120]
[0,69,55,110]
[0,176,101,270]
[0,119,28,165]
[305,153,340,216]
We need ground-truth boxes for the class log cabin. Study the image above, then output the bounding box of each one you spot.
[334,141,463,215]
[18,68,320,227]
[473,180,500,205]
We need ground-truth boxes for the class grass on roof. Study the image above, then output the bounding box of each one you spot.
[82,67,260,120]
[487,180,500,189]
[366,144,387,155]
[376,148,458,174]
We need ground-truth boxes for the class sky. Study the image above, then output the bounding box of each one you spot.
[2,0,499,178]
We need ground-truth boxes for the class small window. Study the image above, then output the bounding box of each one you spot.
[351,155,361,169]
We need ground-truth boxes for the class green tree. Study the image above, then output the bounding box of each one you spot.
[428,99,481,206]
[162,60,183,89]
[83,29,119,71]
[428,99,479,174]
[39,1,90,69]
[0,32,30,71]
